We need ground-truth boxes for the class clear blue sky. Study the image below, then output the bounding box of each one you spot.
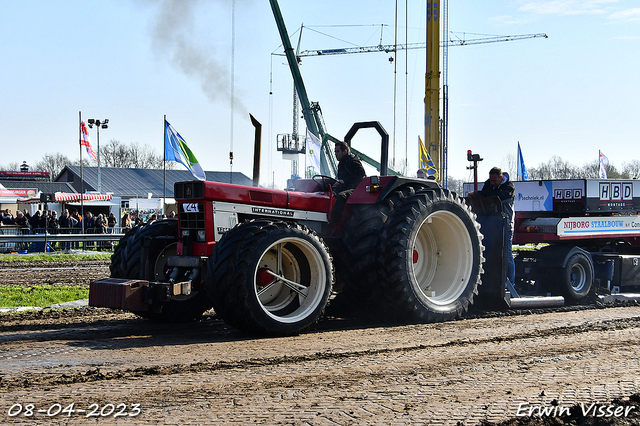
[1,0,639,187]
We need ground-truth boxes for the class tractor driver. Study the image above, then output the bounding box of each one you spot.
[330,141,366,222]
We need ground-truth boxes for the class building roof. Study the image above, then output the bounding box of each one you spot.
[0,180,77,194]
[56,166,253,198]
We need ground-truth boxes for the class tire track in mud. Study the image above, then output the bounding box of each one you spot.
[3,258,640,425]
[4,316,640,426]
[0,259,110,287]
[2,314,639,390]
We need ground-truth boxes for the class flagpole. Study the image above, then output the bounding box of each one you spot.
[517,141,521,181]
[163,114,166,211]
[79,111,85,234]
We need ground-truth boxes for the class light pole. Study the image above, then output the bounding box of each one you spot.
[87,118,109,193]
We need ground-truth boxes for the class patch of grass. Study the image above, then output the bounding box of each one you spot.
[513,243,548,252]
[0,253,111,262]
[0,285,89,307]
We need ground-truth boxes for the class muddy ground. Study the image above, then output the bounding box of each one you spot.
[0,257,109,288]
[1,257,640,425]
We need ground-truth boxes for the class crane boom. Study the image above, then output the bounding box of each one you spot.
[269,0,337,177]
[290,29,547,182]
[295,33,548,58]
[271,2,547,182]
[271,1,403,179]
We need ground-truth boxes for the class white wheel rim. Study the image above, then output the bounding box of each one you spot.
[254,237,327,323]
[411,210,474,306]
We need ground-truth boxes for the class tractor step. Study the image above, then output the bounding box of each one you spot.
[505,294,565,309]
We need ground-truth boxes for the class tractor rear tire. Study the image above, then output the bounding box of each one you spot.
[337,185,426,312]
[110,218,212,322]
[205,220,333,336]
[380,188,484,322]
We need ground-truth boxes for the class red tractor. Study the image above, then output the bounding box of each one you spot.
[90,122,485,335]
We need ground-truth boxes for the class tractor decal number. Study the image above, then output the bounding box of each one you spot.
[183,203,199,213]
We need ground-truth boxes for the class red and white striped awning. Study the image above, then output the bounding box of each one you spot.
[54,193,113,202]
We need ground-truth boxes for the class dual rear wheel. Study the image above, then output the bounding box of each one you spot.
[337,187,484,322]
[379,189,484,321]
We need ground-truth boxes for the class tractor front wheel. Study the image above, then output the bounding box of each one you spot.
[206,220,333,336]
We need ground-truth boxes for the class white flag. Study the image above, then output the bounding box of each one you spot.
[599,150,609,179]
[305,130,322,178]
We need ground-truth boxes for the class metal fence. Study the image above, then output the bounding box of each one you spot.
[0,226,126,253]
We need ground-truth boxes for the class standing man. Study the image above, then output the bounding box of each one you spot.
[59,209,71,251]
[331,141,366,222]
[471,167,516,284]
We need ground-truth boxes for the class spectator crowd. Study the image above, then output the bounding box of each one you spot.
[1,208,176,251]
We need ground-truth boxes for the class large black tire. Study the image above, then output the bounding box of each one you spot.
[205,220,333,336]
[110,218,212,322]
[557,252,593,303]
[336,185,426,311]
[379,188,484,322]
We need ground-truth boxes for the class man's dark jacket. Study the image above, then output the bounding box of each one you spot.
[335,153,365,192]
[478,175,515,222]
[478,178,515,201]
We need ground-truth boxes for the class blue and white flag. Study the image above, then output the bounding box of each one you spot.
[599,150,609,179]
[517,141,529,181]
[165,120,206,181]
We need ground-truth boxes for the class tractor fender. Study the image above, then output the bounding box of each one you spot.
[348,176,441,205]
[375,176,440,203]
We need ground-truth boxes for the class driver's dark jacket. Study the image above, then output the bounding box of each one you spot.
[478,177,515,223]
[334,153,365,193]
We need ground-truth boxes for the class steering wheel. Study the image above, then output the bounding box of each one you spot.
[312,175,339,191]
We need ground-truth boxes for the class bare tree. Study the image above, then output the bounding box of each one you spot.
[71,158,93,168]
[34,153,73,181]
[0,161,21,171]
[622,160,640,179]
[501,153,516,180]
[99,139,174,169]
[578,159,625,179]
[128,143,161,169]
[527,157,626,180]
[528,156,575,180]
[446,176,464,195]
[573,160,598,179]
[101,139,130,168]
[457,155,638,184]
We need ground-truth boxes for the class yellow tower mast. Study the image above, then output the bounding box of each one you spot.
[425,2,441,181]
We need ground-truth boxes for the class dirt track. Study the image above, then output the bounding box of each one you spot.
[1,258,640,425]
[0,258,109,288]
